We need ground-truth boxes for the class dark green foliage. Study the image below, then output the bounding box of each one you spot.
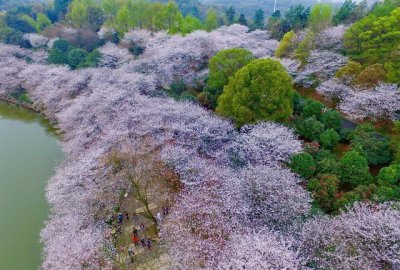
[47,49,68,65]
[308,174,339,213]
[216,58,294,127]
[376,165,400,201]
[292,91,305,115]
[206,48,255,109]
[302,99,325,119]
[314,149,339,175]
[391,121,400,163]
[296,116,325,141]
[0,27,29,47]
[267,4,310,39]
[55,0,72,16]
[67,49,89,69]
[335,184,377,208]
[320,110,341,131]
[319,129,340,149]
[339,150,373,187]
[376,185,398,202]
[378,164,400,185]
[340,128,354,142]
[78,50,101,68]
[53,39,72,53]
[128,44,145,57]
[253,9,265,30]
[180,91,197,103]
[350,125,392,166]
[11,87,32,104]
[226,6,236,25]
[237,14,248,26]
[168,81,187,99]
[289,152,316,179]
[332,0,357,25]
[5,14,36,33]
[284,4,310,30]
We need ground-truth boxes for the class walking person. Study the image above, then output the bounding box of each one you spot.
[131,235,140,246]
[141,238,147,248]
[117,213,123,224]
[146,239,152,250]
[156,212,162,223]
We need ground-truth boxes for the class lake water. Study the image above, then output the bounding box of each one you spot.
[0,102,63,269]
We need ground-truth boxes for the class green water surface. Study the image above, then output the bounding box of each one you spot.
[0,102,63,269]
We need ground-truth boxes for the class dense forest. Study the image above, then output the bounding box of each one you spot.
[0,0,399,269]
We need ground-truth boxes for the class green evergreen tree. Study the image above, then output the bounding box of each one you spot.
[216,58,294,127]
[253,9,265,29]
[339,150,373,187]
[237,14,248,26]
[226,6,236,25]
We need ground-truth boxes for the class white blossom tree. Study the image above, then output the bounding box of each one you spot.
[217,230,302,270]
[23,33,49,48]
[299,203,400,270]
[339,83,400,121]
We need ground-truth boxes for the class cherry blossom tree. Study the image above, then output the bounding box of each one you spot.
[299,202,400,270]
[339,83,400,121]
[217,230,301,270]
[98,43,133,69]
[230,122,302,167]
[239,166,311,232]
[23,33,49,48]
[316,78,352,100]
[295,50,347,87]
[161,179,241,269]
[315,25,347,51]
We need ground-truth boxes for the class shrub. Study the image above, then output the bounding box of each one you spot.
[319,129,340,149]
[315,150,339,175]
[296,116,325,141]
[47,49,68,65]
[216,58,294,127]
[375,185,399,202]
[82,50,101,68]
[289,152,316,179]
[302,99,325,119]
[294,30,315,64]
[335,60,362,81]
[320,109,341,131]
[308,174,339,213]
[353,64,386,88]
[377,164,400,186]
[67,49,88,69]
[168,81,187,99]
[339,150,373,187]
[275,30,295,58]
[384,61,400,85]
[350,126,392,166]
[0,27,29,47]
[335,184,377,208]
[52,39,72,53]
[340,128,354,142]
[292,91,305,115]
